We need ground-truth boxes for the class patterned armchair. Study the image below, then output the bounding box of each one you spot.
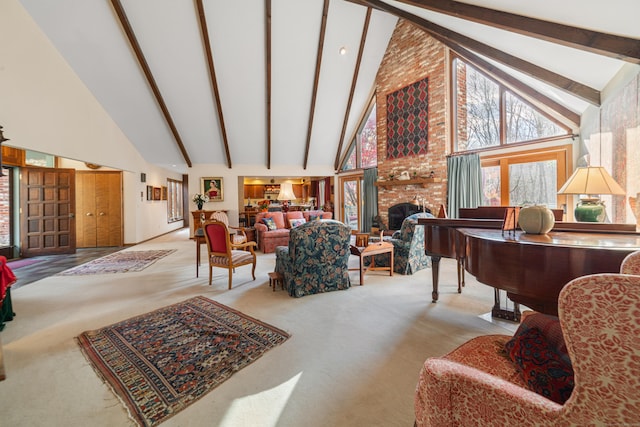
[414,273,640,427]
[621,250,640,274]
[274,219,351,297]
[371,212,433,275]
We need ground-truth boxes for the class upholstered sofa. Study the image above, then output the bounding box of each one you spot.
[254,210,332,253]
[370,212,433,274]
[414,273,640,427]
[274,219,351,297]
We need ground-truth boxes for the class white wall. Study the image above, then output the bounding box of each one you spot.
[1,0,183,245]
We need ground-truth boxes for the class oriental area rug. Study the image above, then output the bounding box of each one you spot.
[57,249,175,276]
[76,296,290,427]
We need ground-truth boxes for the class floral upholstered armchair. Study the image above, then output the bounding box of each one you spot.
[274,219,351,297]
[370,212,433,275]
[414,273,640,427]
[621,250,640,274]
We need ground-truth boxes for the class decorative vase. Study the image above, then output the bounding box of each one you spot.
[197,203,203,210]
[574,199,605,222]
[518,205,555,234]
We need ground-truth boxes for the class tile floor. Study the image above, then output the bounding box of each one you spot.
[9,247,124,290]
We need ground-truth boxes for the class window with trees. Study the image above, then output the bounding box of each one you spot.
[342,100,377,171]
[480,146,571,209]
[167,178,183,223]
[453,57,569,152]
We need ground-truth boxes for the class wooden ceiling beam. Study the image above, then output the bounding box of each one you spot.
[360,0,601,106]
[109,0,192,167]
[195,0,232,169]
[334,7,372,171]
[394,0,640,64]
[265,0,272,169]
[304,0,330,170]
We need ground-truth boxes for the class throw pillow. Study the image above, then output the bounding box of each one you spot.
[511,313,570,366]
[505,327,574,404]
[309,214,321,221]
[262,217,277,231]
[289,218,306,228]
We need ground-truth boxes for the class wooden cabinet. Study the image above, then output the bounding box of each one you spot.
[293,184,303,199]
[243,185,264,199]
[191,210,227,238]
[1,146,25,166]
[76,171,123,248]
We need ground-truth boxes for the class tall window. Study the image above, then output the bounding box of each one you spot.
[167,178,183,223]
[342,100,377,171]
[339,175,363,230]
[453,57,569,152]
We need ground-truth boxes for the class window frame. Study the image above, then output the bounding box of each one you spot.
[339,94,377,171]
[451,54,572,154]
[166,178,184,223]
[480,144,573,211]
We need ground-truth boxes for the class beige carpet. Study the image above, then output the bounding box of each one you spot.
[0,228,515,427]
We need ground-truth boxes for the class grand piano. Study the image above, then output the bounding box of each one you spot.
[419,208,640,318]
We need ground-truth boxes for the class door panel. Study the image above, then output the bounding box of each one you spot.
[20,167,76,256]
[76,171,122,248]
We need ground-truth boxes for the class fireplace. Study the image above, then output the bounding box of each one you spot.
[388,203,431,230]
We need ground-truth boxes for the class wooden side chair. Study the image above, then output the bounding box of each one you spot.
[209,211,248,246]
[202,220,257,289]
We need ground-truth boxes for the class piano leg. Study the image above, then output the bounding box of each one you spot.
[457,257,465,293]
[491,288,521,322]
[430,255,441,303]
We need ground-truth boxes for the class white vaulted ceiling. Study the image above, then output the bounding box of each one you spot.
[16,0,640,173]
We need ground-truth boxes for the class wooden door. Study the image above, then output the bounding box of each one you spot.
[20,167,76,256]
[76,171,122,247]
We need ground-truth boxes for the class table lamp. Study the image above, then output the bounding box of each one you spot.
[277,182,297,212]
[557,166,626,222]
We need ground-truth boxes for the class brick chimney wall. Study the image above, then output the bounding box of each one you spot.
[375,20,449,228]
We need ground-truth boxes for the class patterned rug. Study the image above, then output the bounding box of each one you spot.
[57,249,175,275]
[76,296,290,426]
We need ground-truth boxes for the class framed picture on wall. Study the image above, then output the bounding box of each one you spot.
[153,187,161,201]
[161,186,167,200]
[146,185,153,201]
[201,177,224,201]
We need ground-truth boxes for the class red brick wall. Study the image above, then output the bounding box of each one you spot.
[376,20,448,227]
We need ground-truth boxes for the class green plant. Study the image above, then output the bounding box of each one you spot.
[192,193,209,204]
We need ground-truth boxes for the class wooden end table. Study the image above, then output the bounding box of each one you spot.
[350,241,394,285]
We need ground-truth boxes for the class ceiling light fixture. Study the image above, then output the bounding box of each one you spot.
[339,46,347,55]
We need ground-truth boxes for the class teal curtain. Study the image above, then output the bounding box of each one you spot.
[362,168,378,232]
[447,153,482,218]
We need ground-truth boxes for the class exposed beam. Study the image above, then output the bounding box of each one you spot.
[265,0,272,169]
[358,0,601,106]
[109,0,192,167]
[395,0,640,64]
[334,8,371,171]
[451,42,581,127]
[304,0,330,170]
[195,0,232,169]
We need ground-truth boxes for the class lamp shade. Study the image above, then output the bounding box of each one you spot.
[277,182,297,201]
[558,166,626,196]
